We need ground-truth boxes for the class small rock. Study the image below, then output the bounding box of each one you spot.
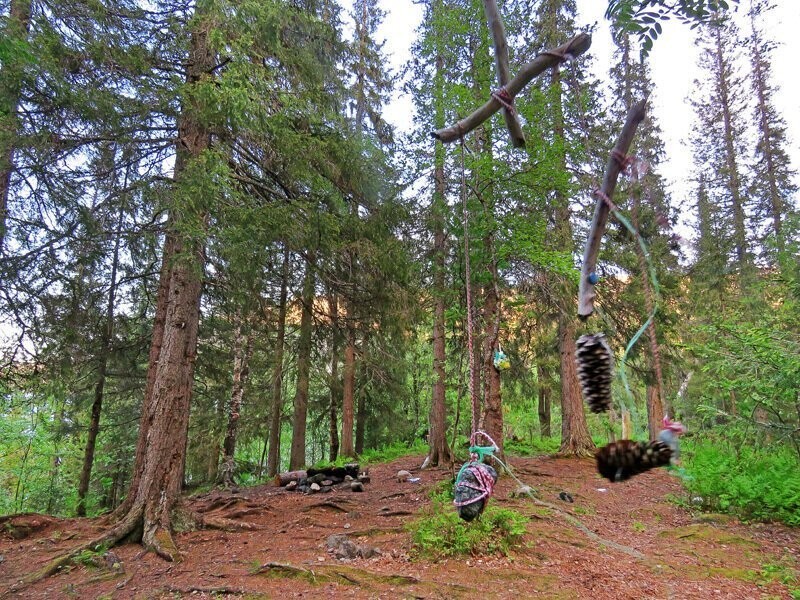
[510,485,536,499]
[344,523,351,529]
[285,481,298,491]
[230,487,240,494]
[351,481,364,492]
[321,486,332,493]
[310,483,321,492]
[317,556,325,562]
[558,491,574,503]
[396,470,412,482]
[321,480,333,487]
[345,475,353,482]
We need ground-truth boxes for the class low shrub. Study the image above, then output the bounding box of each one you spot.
[682,439,800,526]
[408,494,528,558]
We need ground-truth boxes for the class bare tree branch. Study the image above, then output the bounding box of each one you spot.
[432,33,592,144]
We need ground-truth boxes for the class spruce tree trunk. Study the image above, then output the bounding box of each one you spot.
[427,50,452,465]
[0,0,31,252]
[328,290,340,462]
[481,257,504,458]
[289,252,315,470]
[76,200,124,516]
[220,317,254,486]
[102,18,213,561]
[355,386,366,455]
[340,324,356,457]
[267,246,290,476]
[537,364,552,438]
[558,317,594,455]
[550,61,593,456]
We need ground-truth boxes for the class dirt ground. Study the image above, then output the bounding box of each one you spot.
[1,454,798,599]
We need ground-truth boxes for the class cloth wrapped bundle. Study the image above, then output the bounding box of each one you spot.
[454,461,498,522]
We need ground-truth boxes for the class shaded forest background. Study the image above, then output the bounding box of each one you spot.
[1,0,798,531]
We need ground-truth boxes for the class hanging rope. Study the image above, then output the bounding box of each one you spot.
[460,131,480,436]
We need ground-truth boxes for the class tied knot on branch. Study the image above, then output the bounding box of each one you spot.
[613,150,650,182]
[491,87,515,114]
[594,188,620,213]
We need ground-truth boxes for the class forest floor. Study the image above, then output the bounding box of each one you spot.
[1,453,799,599]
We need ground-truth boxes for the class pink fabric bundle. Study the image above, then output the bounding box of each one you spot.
[662,415,686,434]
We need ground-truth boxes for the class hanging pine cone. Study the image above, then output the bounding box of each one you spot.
[576,333,614,413]
[595,439,672,482]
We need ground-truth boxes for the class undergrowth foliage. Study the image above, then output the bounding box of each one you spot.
[683,439,800,526]
[407,483,528,558]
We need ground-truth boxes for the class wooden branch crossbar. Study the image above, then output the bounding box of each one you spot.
[483,0,525,147]
[432,32,592,144]
[578,98,648,318]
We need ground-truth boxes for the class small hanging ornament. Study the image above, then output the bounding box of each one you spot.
[493,345,510,371]
[595,439,672,482]
[575,333,614,413]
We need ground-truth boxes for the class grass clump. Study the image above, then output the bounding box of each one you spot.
[407,492,528,558]
[359,439,428,464]
[682,440,800,526]
[504,436,560,457]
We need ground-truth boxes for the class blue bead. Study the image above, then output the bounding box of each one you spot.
[588,272,600,285]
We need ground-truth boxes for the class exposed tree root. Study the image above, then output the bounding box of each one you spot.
[532,498,645,559]
[302,500,355,513]
[0,500,260,597]
[254,562,420,587]
[165,585,251,595]
[2,514,141,598]
[198,515,261,531]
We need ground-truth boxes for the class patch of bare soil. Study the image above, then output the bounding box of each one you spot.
[1,455,798,599]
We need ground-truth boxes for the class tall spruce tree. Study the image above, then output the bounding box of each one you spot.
[746,0,798,261]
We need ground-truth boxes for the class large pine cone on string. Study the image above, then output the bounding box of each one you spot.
[595,439,672,482]
[576,333,614,413]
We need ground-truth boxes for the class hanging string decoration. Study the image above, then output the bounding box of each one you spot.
[454,431,500,522]
[493,346,510,371]
[595,439,672,482]
[575,333,614,413]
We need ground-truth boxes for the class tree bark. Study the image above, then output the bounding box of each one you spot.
[102,16,214,561]
[220,315,255,487]
[328,290,340,462]
[0,0,32,252]
[537,365,552,438]
[558,317,594,455]
[76,195,124,516]
[340,322,356,458]
[355,384,366,455]
[289,251,315,470]
[267,246,290,477]
[426,47,452,466]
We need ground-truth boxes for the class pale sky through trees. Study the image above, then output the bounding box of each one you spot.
[357,0,799,219]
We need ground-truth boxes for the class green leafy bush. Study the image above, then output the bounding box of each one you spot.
[408,495,528,558]
[683,439,800,526]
